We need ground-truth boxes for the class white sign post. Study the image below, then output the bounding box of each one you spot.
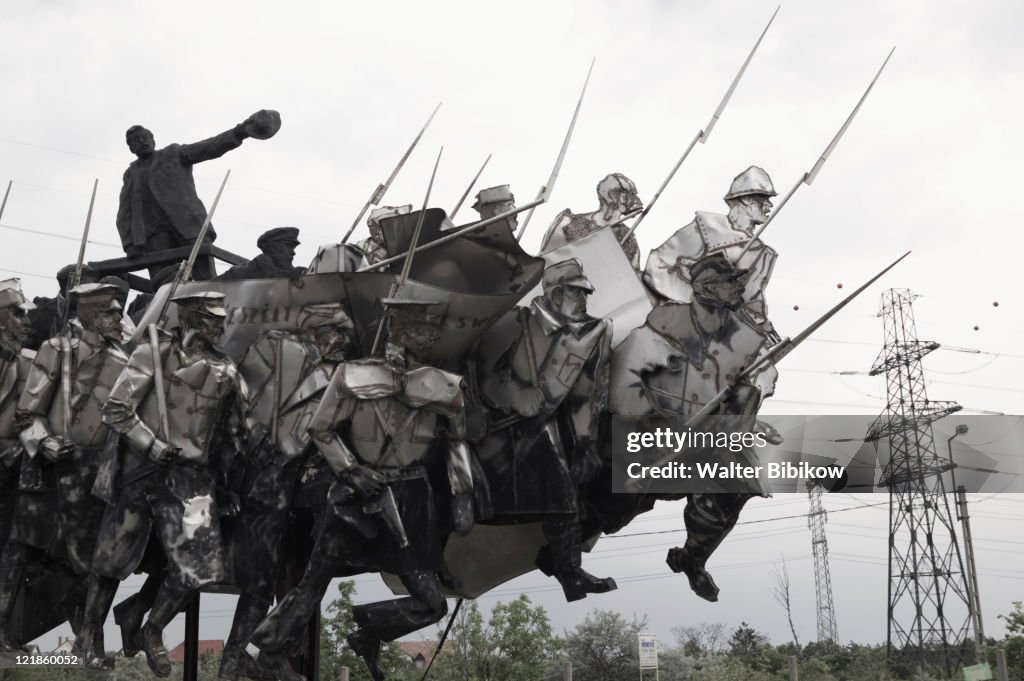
[638,632,659,680]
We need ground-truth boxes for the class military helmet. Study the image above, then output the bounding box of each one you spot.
[542,258,594,293]
[472,185,515,211]
[172,291,228,318]
[71,282,123,311]
[724,166,776,201]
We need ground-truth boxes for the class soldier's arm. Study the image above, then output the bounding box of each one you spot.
[307,365,360,475]
[101,342,161,455]
[443,388,473,497]
[16,340,62,457]
[178,127,247,165]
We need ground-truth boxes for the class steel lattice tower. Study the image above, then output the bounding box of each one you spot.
[807,483,839,643]
[867,289,971,676]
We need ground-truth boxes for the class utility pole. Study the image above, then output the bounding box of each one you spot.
[947,425,984,655]
[807,482,839,643]
[869,289,972,676]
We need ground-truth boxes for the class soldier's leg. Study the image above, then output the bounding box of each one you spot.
[542,514,617,602]
[347,571,449,681]
[667,493,753,601]
[0,542,29,651]
[220,593,273,681]
[250,555,336,681]
[74,573,118,668]
[141,577,192,678]
[113,571,162,658]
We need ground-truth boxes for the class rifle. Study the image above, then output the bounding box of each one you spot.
[733,47,895,262]
[59,178,99,330]
[341,103,441,244]
[516,58,595,241]
[449,153,492,220]
[369,145,443,353]
[152,169,232,328]
[620,6,780,245]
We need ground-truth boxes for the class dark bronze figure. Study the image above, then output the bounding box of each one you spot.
[115,111,280,279]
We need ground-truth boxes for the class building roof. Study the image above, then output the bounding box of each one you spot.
[168,639,224,662]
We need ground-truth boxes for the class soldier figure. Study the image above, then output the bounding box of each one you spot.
[79,292,249,676]
[475,259,616,602]
[611,254,777,602]
[25,264,99,350]
[219,303,354,680]
[0,281,35,567]
[539,173,643,268]
[218,227,305,281]
[0,284,128,652]
[306,205,412,274]
[472,185,519,233]
[251,299,474,681]
[116,111,280,279]
[643,166,778,327]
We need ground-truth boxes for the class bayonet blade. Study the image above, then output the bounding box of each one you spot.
[702,5,780,142]
[517,58,595,240]
[450,153,492,220]
[343,102,442,243]
[806,46,894,185]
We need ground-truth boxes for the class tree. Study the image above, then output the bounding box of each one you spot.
[430,595,562,681]
[673,622,727,656]
[562,609,646,681]
[999,601,1024,681]
[771,554,800,651]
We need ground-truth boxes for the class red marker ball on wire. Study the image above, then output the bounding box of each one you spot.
[837,283,843,289]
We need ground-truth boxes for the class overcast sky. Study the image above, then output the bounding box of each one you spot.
[2,0,1021,656]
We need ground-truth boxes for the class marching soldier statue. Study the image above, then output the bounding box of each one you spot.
[643,166,778,328]
[475,259,616,602]
[219,302,354,681]
[539,173,644,269]
[218,227,305,281]
[251,298,474,681]
[306,205,412,274]
[78,292,250,676]
[611,254,777,602]
[0,280,35,585]
[0,284,128,652]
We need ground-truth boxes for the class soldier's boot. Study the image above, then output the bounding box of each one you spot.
[220,594,273,681]
[253,650,304,681]
[352,571,448,643]
[75,574,117,670]
[543,516,617,602]
[141,583,191,678]
[347,629,386,681]
[113,572,161,658]
[666,494,751,602]
[0,543,28,652]
[348,571,447,679]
